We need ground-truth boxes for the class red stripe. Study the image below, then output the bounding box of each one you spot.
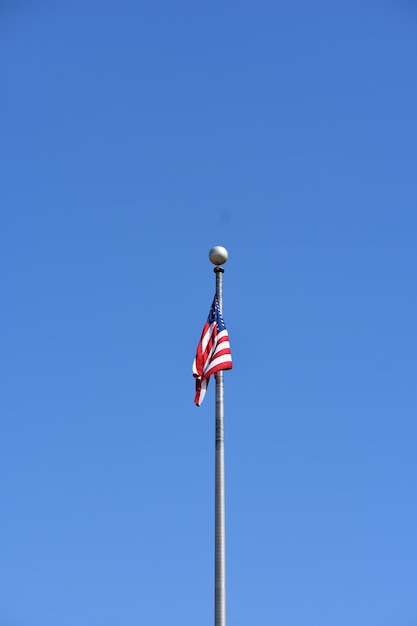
[194,322,211,376]
[203,354,232,380]
[212,347,231,359]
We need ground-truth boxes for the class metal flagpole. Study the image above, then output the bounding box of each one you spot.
[215,265,226,626]
[209,246,229,626]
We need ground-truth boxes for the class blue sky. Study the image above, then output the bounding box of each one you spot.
[1,2,416,625]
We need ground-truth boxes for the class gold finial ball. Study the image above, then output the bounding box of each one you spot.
[209,246,229,265]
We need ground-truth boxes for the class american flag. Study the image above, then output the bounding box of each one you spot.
[192,297,232,406]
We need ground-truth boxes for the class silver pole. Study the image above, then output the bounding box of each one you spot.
[214,265,226,626]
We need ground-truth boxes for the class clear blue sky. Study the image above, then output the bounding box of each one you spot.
[1,2,416,625]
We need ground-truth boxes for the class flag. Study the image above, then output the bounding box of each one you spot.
[192,296,232,406]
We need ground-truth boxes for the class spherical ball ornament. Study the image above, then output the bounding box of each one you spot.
[209,246,229,265]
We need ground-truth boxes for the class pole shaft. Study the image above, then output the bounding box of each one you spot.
[214,267,226,626]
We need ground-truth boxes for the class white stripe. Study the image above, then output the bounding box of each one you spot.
[204,354,232,376]
[201,322,216,355]
[202,329,220,367]
[213,339,230,352]
[216,329,229,341]
[198,379,208,404]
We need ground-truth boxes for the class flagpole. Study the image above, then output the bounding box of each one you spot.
[209,246,229,626]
